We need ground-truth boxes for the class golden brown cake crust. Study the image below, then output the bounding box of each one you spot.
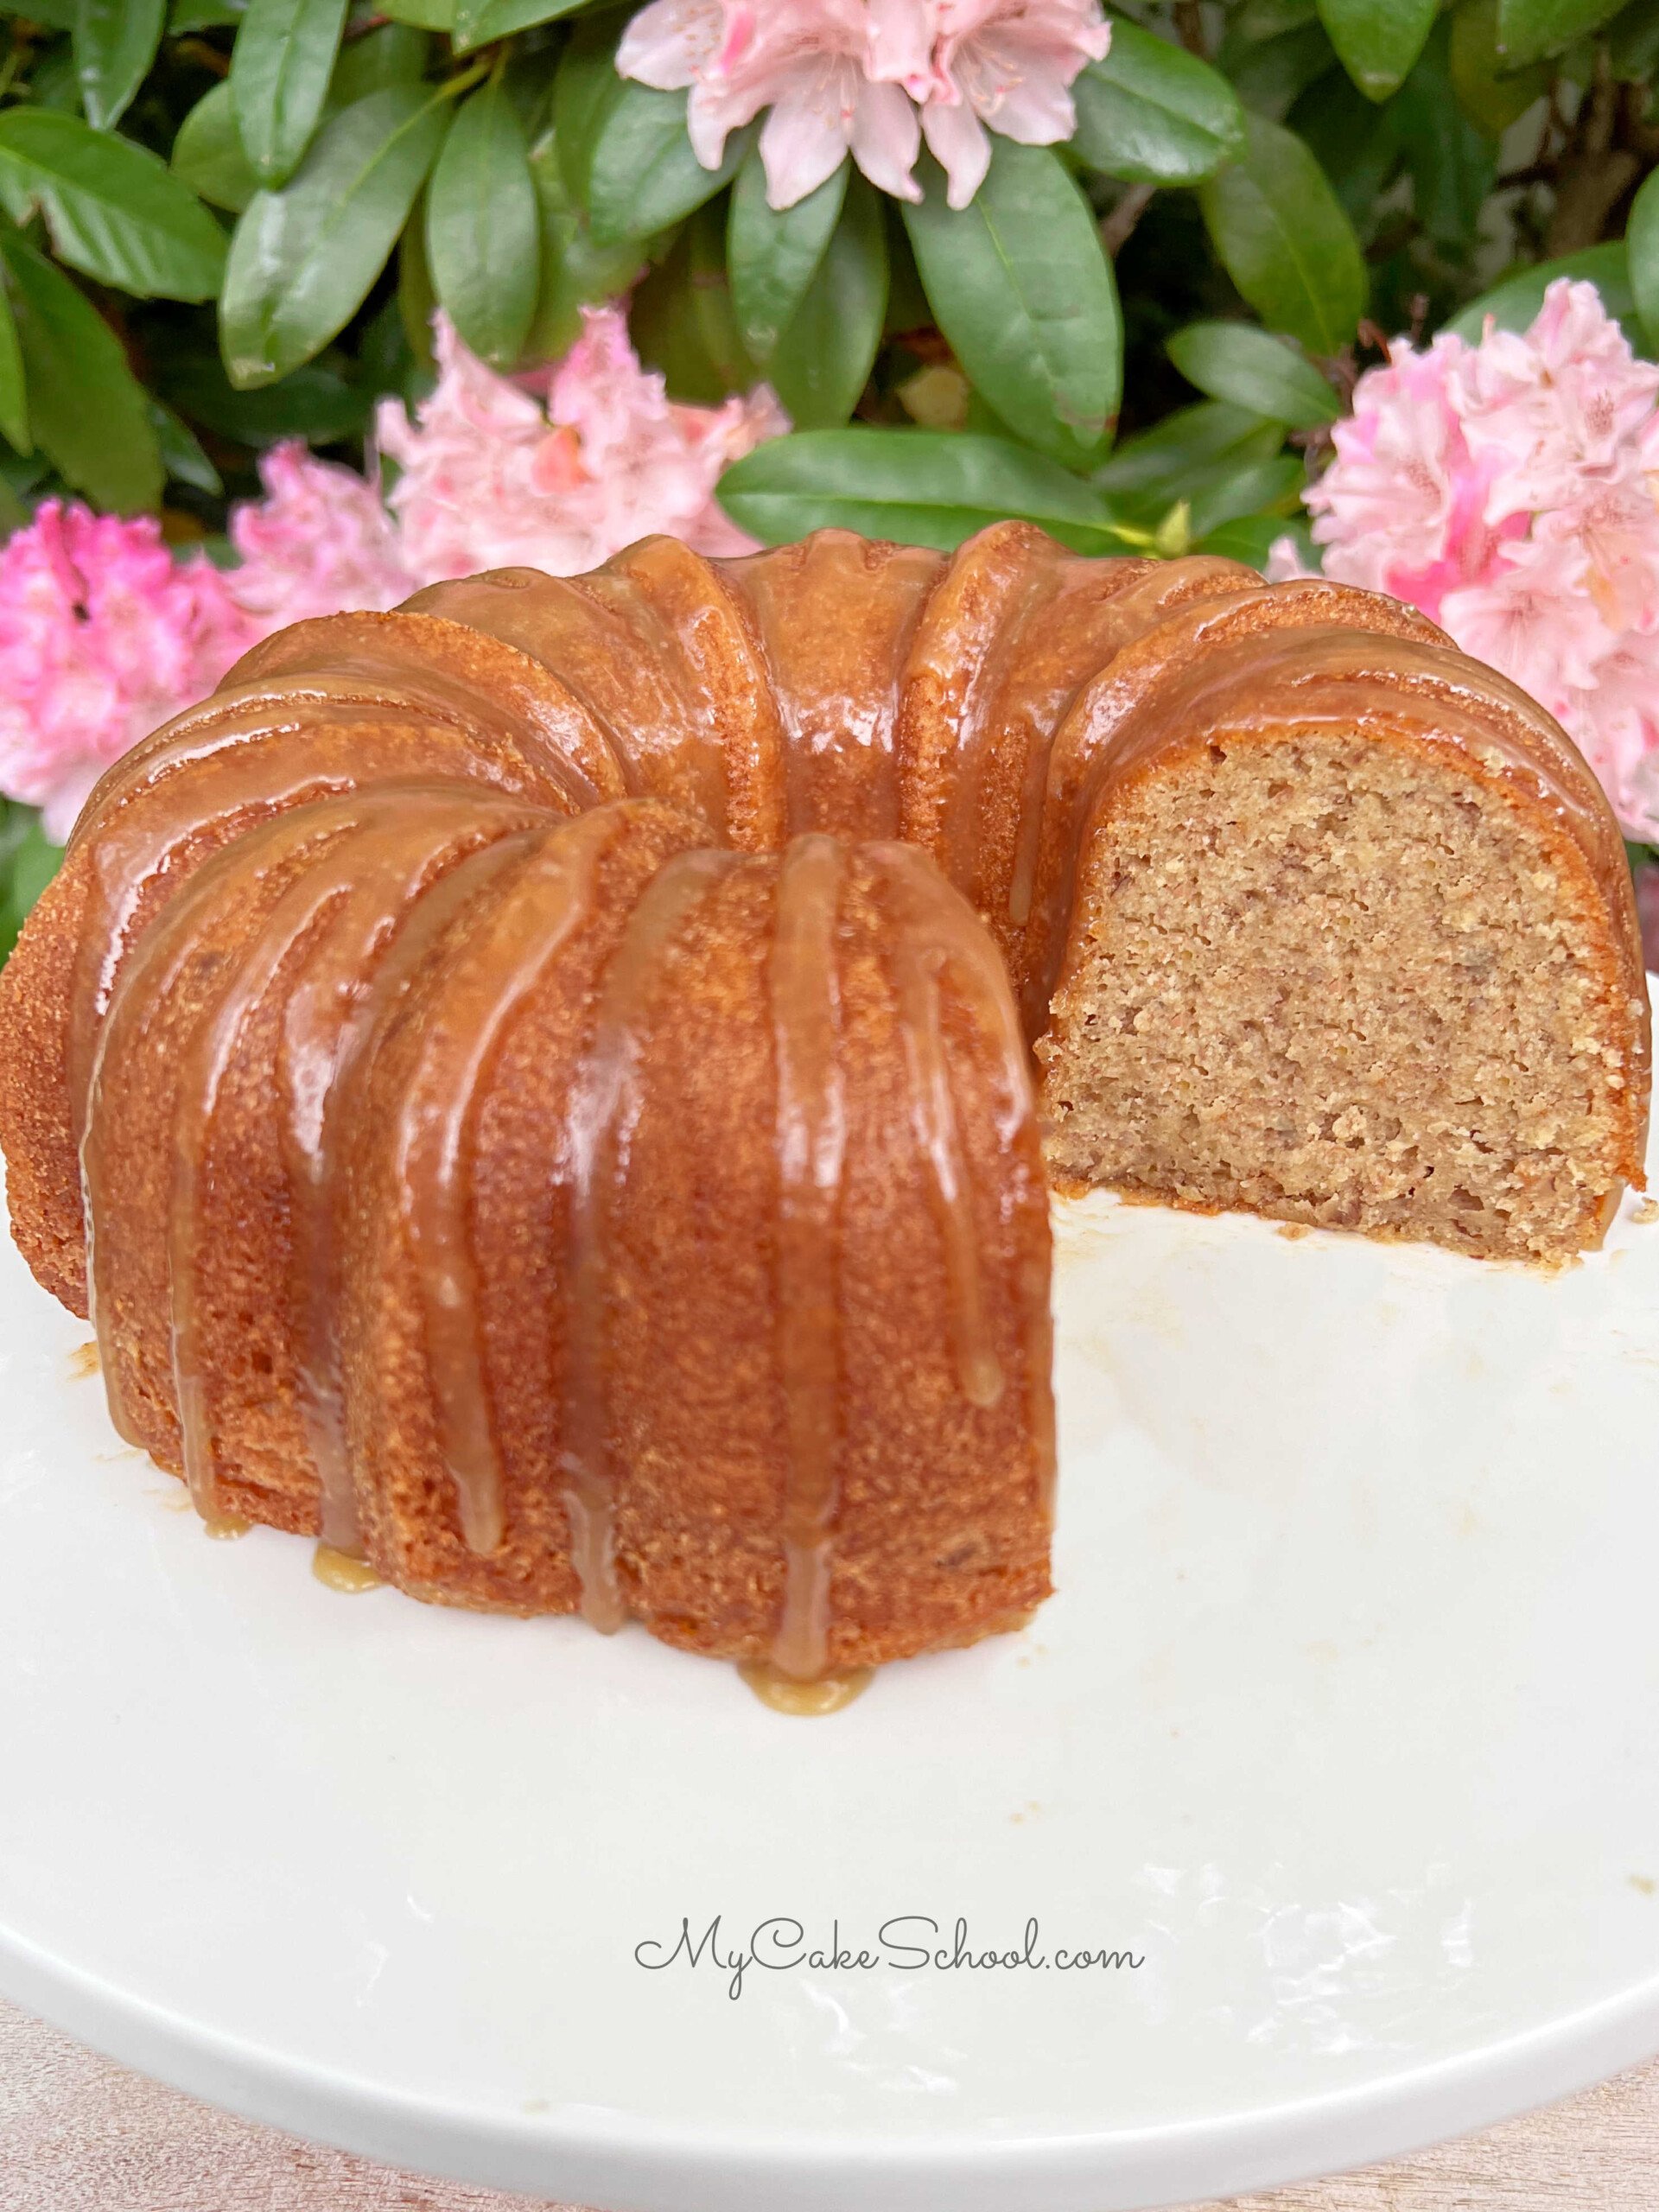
[0,524,1647,1673]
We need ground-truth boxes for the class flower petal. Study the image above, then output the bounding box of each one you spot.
[920,94,988,207]
[616,0,724,90]
[850,74,924,202]
[867,0,938,96]
[759,60,861,208]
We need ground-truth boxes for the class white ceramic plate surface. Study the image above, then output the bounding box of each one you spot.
[3,1108,1659,2212]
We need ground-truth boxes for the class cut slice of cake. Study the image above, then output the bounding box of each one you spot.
[1038,624,1651,1262]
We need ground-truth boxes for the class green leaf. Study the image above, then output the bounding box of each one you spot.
[524,124,644,362]
[0,231,161,511]
[1393,18,1497,248]
[397,200,436,363]
[1608,0,1659,78]
[1626,170,1659,356]
[902,141,1120,469]
[148,395,220,494]
[1447,241,1637,343]
[1071,24,1245,185]
[73,0,164,130]
[231,0,347,188]
[1166,320,1338,425]
[684,196,758,394]
[1183,452,1304,538]
[11,817,63,913]
[1448,0,1549,134]
[551,15,618,200]
[631,213,742,404]
[172,80,259,213]
[1218,20,1336,116]
[717,429,1135,556]
[1287,67,1399,229]
[328,22,429,106]
[767,172,886,432]
[426,76,538,367]
[1094,398,1286,506]
[29,43,82,115]
[728,146,845,365]
[1198,112,1366,356]
[0,274,27,455]
[1495,0,1625,62]
[451,0,588,49]
[582,76,747,247]
[0,812,64,961]
[220,83,451,387]
[0,109,229,300]
[168,0,246,26]
[162,343,368,445]
[1315,0,1436,95]
[1234,0,1320,33]
[1199,510,1312,569]
[378,0,451,22]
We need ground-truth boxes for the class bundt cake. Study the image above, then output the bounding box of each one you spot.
[0,523,1647,1689]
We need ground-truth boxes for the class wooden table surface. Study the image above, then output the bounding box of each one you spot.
[0,1994,1649,2212]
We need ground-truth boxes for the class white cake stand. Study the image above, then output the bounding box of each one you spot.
[1,1114,1658,2212]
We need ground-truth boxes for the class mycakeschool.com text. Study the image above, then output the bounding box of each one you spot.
[632,1916,1146,1999]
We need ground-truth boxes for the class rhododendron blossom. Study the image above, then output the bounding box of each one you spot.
[617,0,1109,210]
[620,0,925,207]
[226,439,414,625]
[0,310,787,839]
[915,1,1112,208]
[0,505,252,842]
[377,307,786,581]
[1276,280,1659,844]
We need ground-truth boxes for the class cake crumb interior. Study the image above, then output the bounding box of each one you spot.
[1038,734,1636,1262]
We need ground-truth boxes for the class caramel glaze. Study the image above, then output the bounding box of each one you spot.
[3,522,1647,1680]
[557,843,741,1629]
[768,835,849,1682]
[739,1661,874,1716]
[313,1542,383,1593]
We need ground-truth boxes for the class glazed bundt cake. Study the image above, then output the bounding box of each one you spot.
[0,523,1647,1686]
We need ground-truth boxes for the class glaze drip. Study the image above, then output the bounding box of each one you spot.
[81,804,361,1461]
[282,823,537,1552]
[768,835,849,1683]
[874,844,1005,1411]
[397,807,621,1558]
[167,794,515,1524]
[739,1661,873,1715]
[560,847,739,1631]
[313,1542,383,1592]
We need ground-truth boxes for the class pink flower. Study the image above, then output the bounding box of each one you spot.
[913,0,1110,209]
[620,0,925,207]
[0,313,791,839]
[0,504,256,841]
[1440,531,1611,721]
[1560,634,1659,837]
[1451,280,1659,526]
[1265,535,1313,582]
[376,308,787,581]
[1300,278,1659,842]
[616,0,1108,210]
[225,440,414,627]
[1304,334,1524,624]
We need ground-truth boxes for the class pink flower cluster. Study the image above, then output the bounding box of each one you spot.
[1279,279,1659,843]
[618,0,1110,211]
[376,306,785,578]
[0,506,250,842]
[0,308,785,841]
